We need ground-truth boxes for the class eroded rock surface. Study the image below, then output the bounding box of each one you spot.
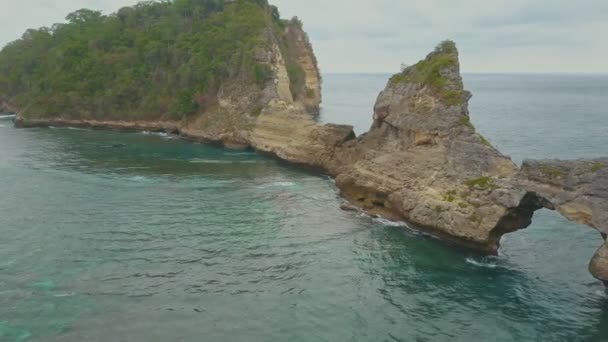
[518,158,608,282]
[329,41,540,252]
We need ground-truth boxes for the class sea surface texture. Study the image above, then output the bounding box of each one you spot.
[1,74,607,341]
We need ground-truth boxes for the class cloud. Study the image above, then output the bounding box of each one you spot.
[0,0,606,73]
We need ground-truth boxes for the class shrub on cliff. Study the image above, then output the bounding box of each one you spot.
[0,0,299,120]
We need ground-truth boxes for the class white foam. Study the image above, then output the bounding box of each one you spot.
[189,159,233,164]
[141,131,168,137]
[465,258,498,269]
[0,114,16,119]
[53,292,76,297]
[0,124,6,128]
[130,176,149,182]
[272,181,295,187]
[373,216,409,227]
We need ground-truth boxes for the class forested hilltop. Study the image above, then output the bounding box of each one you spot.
[0,0,319,120]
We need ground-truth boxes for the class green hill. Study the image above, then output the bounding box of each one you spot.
[0,0,317,121]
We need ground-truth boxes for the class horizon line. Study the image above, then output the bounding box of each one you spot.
[323,71,608,76]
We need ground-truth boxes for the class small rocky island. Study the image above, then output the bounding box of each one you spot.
[1,0,607,283]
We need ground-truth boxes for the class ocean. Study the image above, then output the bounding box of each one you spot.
[1,73,607,341]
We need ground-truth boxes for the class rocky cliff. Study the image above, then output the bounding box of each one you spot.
[328,41,542,252]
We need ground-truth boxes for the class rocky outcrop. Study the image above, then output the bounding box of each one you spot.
[325,41,542,252]
[322,42,608,282]
[250,101,354,169]
[518,158,608,282]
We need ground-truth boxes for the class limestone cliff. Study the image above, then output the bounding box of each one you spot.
[329,41,540,252]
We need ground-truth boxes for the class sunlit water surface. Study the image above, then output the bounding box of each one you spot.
[1,73,608,341]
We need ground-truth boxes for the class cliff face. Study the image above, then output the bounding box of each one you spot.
[176,21,327,149]
[283,22,322,113]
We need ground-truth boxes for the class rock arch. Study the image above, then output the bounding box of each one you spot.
[513,159,608,283]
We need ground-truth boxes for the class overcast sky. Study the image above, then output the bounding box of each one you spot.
[1,0,607,73]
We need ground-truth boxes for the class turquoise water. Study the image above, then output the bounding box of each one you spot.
[1,74,608,341]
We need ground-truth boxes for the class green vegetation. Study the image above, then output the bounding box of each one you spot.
[540,165,566,177]
[287,63,306,99]
[443,190,457,203]
[390,40,465,105]
[591,162,605,172]
[0,0,304,120]
[478,134,492,147]
[253,63,273,86]
[458,115,475,130]
[465,176,498,190]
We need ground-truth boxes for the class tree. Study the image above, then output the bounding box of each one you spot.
[66,9,103,24]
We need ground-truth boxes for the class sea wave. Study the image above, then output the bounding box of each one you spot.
[130,176,150,182]
[465,257,498,269]
[53,292,76,298]
[373,216,409,227]
[0,114,16,119]
[141,131,169,137]
[272,181,296,187]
